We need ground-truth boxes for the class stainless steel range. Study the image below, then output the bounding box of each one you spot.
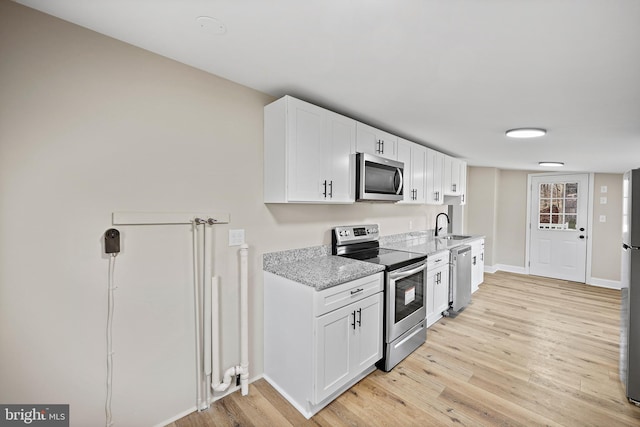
[332,224,427,371]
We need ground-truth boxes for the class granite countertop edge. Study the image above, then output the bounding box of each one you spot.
[264,255,385,290]
[262,232,485,290]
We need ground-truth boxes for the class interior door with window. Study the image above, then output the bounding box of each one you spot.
[529,173,590,282]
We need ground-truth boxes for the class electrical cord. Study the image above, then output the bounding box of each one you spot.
[106,253,117,427]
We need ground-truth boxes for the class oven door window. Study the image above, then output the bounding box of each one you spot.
[394,269,425,323]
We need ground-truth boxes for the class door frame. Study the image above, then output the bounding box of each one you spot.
[525,172,594,283]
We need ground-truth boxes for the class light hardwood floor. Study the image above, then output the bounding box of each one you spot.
[170,272,640,426]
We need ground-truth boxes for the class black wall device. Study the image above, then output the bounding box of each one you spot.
[105,228,120,254]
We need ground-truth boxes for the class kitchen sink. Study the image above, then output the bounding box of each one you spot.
[439,235,471,241]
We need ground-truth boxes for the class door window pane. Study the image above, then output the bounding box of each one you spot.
[566,183,578,198]
[540,184,551,198]
[538,182,578,230]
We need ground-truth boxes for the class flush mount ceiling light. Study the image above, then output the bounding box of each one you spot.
[505,128,547,138]
[539,161,564,167]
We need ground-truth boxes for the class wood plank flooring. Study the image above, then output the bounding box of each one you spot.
[170,272,640,426]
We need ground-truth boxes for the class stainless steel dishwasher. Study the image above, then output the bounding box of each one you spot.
[448,245,472,313]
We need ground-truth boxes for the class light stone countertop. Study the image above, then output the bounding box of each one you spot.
[262,231,484,290]
[263,245,384,290]
[380,232,485,255]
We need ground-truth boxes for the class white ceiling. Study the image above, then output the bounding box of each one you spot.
[14,0,640,173]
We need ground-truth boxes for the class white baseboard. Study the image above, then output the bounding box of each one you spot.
[156,374,265,427]
[154,405,197,427]
[485,265,622,290]
[588,277,622,290]
[485,264,527,275]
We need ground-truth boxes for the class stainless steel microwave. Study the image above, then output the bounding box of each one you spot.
[356,152,404,202]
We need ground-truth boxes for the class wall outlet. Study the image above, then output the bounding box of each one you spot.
[599,215,607,223]
[601,185,608,193]
[600,197,607,204]
[228,229,245,246]
[409,220,413,230]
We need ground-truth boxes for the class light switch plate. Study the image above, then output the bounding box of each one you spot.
[599,215,607,223]
[601,186,608,193]
[229,229,245,246]
[600,197,607,204]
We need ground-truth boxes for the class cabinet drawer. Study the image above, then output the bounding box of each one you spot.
[427,251,449,270]
[314,273,383,317]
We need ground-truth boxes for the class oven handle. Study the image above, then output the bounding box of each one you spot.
[388,262,426,280]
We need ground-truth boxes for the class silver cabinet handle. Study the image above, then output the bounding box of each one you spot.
[452,183,457,192]
[322,180,327,198]
[328,180,333,198]
[357,308,362,327]
[351,310,356,330]
[350,288,364,295]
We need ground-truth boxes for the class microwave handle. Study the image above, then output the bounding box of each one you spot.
[395,168,403,195]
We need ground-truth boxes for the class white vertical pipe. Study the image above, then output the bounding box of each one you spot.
[203,223,213,405]
[239,244,249,396]
[210,276,221,387]
[191,221,204,410]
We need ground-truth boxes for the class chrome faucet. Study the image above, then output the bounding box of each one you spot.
[434,212,450,237]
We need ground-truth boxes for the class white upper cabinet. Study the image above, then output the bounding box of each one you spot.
[443,156,467,204]
[425,148,444,205]
[356,122,398,160]
[264,96,355,203]
[397,138,426,204]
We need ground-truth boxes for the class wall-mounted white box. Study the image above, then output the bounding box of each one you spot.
[229,229,245,246]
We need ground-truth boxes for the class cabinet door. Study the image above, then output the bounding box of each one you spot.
[397,139,413,203]
[315,303,353,403]
[434,266,450,315]
[352,293,383,371]
[459,160,467,205]
[315,292,382,403]
[471,240,484,292]
[326,111,356,203]
[426,148,444,205]
[425,268,437,326]
[398,139,426,204]
[444,155,461,196]
[286,99,327,202]
[411,145,426,203]
[356,122,397,160]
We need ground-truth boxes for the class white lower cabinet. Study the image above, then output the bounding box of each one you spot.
[315,292,382,402]
[471,238,485,293]
[426,251,450,327]
[264,271,383,418]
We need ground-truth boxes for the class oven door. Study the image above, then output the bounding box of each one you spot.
[386,260,427,342]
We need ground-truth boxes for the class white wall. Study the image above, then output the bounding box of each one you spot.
[466,166,622,283]
[0,2,446,425]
